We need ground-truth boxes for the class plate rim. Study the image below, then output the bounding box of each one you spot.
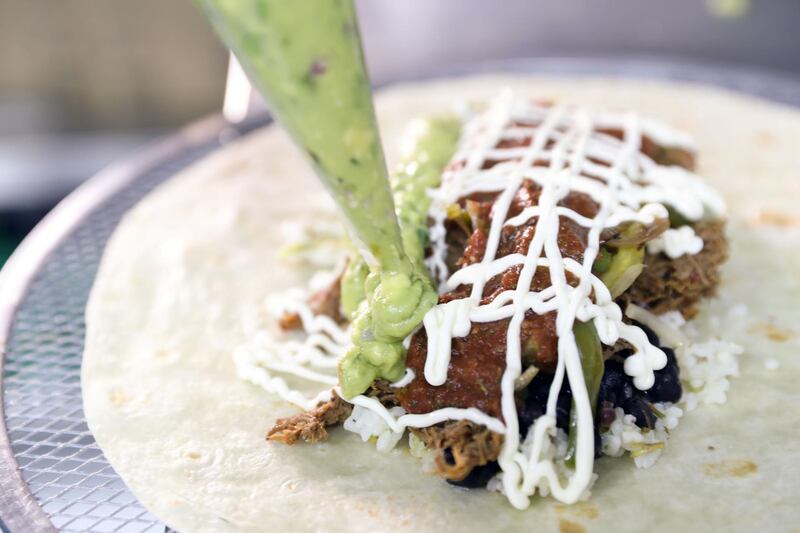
[0,113,229,532]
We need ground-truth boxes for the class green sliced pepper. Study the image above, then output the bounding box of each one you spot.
[598,223,647,298]
[667,206,691,228]
[599,246,645,298]
[565,320,604,467]
[592,247,613,274]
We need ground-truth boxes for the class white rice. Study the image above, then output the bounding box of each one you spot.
[677,339,742,410]
[408,432,437,473]
[343,404,406,452]
[601,403,683,469]
[658,310,689,330]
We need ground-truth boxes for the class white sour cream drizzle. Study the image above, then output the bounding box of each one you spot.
[390,367,417,388]
[238,93,726,509]
[647,226,705,258]
[234,290,350,410]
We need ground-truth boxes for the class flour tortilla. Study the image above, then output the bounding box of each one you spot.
[83,76,800,532]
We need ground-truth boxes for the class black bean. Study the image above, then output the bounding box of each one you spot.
[621,396,657,429]
[633,321,661,346]
[526,371,554,404]
[615,348,633,359]
[517,397,545,439]
[596,360,635,408]
[597,358,666,430]
[643,347,682,403]
[594,423,603,459]
[598,401,617,427]
[444,452,501,488]
[442,447,456,466]
[517,371,572,436]
[555,381,572,431]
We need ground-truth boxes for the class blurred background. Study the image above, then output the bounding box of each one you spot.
[1,0,798,264]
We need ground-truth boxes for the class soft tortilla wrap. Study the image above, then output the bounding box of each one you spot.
[83,76,800,532]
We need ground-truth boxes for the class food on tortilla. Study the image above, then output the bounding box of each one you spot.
[85,76,800,531]
[255,92,729,505]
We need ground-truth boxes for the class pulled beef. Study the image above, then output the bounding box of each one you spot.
[266,381,395,445]
[279,271,345,331]
[412,421,504,482]
[393,123,716,485]
[647,143,695,170]
[399,122,713,469]
[623,219,728,318]
[367,379,399,406]
[374,379,504,483]
[598,129,696,171]
[267,393,352,444]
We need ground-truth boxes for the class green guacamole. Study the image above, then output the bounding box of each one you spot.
[340,117,460,319]
[196,0,459,398]
[339,118,461,396]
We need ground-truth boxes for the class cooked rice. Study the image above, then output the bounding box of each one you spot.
[678,339,742,410]
[408,432,437,473]
[601,403,683,469]
[343,404,406,452]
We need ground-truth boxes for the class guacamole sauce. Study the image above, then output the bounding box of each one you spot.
[196,0,457,397]
[339,118,461,396]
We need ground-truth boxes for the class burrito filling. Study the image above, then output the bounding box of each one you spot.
[235,93,735,508]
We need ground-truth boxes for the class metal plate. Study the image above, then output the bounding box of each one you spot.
[1,57,799,533]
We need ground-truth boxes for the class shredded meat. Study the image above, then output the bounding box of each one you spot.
[599,129,696,171]
[413,421,504,481]
[367,379,399,405]
[267,393,352,444]
[403,180,595,418]
[624,219,728,318]
[279,271,345,330]
[277,311,302,330]
[267,381,396,445]
[307,273,345,322]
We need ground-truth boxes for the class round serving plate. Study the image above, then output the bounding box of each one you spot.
[1,56,799,533]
